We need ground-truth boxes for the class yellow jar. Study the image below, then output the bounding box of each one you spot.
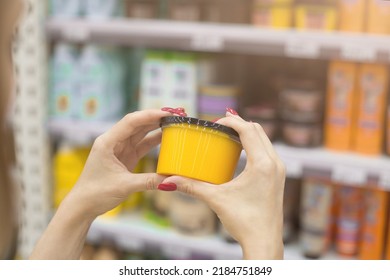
[157,116,242,185]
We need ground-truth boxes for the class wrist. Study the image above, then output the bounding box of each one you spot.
[240,236,284,260]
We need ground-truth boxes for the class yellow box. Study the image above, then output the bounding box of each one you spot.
[252,5,292,29]
[352,64,388,155]
[295,5,338,31]
[157,116,242,185]
[324,61,358,151]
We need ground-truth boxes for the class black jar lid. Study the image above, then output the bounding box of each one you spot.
[160,116,241,143]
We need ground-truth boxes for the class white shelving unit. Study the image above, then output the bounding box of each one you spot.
[44,18,390,260]
[87,214,342,260]
[46,18,390,62]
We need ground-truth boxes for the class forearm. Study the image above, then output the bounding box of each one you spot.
[29,198,94,260]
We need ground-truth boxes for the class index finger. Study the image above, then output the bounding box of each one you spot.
[216,116,270,165]
[102,109,171,147]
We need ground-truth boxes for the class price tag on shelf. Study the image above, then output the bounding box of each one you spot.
[331,165,368,186]
[285,40,320,59]
[62,26,90,42]
[378,173,390,191]
[190,34,224,52]
[340,44,376,62]
[284,159,303,178]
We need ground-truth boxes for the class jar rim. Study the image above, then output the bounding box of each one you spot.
[160,116,241,143]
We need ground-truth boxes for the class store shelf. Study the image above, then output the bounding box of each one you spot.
[86,213,343,260]
[47,119,116,143]
[273,143,390,190]
[46,18,390,62]
[47,119,390,190]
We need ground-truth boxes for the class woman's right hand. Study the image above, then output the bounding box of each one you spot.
[157,110,286,260]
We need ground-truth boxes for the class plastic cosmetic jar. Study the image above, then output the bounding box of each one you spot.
[157,116,242,184]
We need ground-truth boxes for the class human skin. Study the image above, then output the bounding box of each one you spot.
[29,109,285,260]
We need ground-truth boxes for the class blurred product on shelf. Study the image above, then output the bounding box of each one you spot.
[78,45,127,121]
[49,43,79,120]
[139,50,167,110]
[352,64,389,155]
[157,116,242,184]
[169,193,217,236]
[252,0,293,29]
[243,104,278,141]
[50,44,128,122]
[387,106,390,155]
[338,0,366,33]
[53,142,90,209]
[324,61,358,151]
[202,0,222,23]
[126,0,160,19]
[166,52,198,117]
[84,0,124,19]
[359,188,388,260]
[335,185,363,257]
[294,1,338,31]
[387,210,390,260]
[49,0,82,18]
[299,174,333,259]
[278,77,324,147]
[283,177,301,244]
[168,0,202,22]
[366,0,390,34]
[139,50,198,116]
[198,85,239,121]
[279,80,323,123]
[281,120,322,147]
[142,156,172,227]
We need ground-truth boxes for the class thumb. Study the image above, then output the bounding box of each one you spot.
[159,176,217,201]
[128,173,168,192]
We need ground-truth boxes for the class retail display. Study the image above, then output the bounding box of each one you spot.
[16,0,390,261]
[157,116,242,184]
[324,61,357,151]
[338,0,366,33]
[352,64,389,155]
[366,0,390,34]
[335,185,363,257]
[300,175,333,259]
[359,188,388,260]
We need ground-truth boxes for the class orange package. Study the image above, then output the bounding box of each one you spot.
[324,61,358,151]
[352,64,389,155]
[336,185,363,257]
[359,188,388,260]
[338,0,367,33]
[387,107,390,155]
[366,0,390,34]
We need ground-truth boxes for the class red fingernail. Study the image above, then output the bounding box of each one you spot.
[212,118,221,122]
[157,183,177,192]
[176,107,185,112]
[226,107,238,116]
[178,112,187,117]
[161,107,174,112]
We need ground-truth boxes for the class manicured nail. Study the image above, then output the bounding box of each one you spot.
[178,112,187,117]
[212,118,221,122]
[175,107,185,112]
[226,107,238,116]
[161,107,174,112]
[157,183,177,192]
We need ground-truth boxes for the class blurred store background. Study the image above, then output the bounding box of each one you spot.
[2,0,390,260]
